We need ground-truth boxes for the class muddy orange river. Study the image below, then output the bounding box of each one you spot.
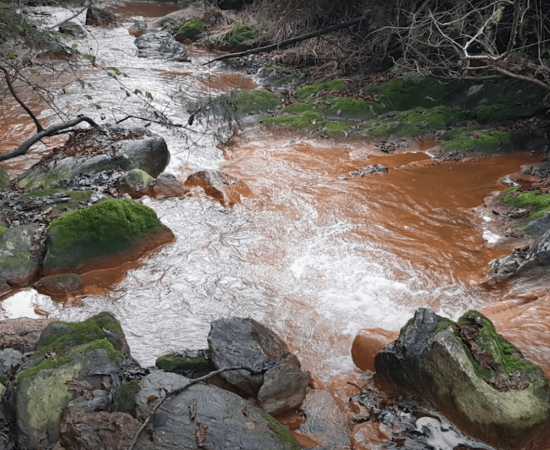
[1,1,550,445]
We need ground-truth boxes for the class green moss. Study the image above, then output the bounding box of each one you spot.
[472,104,527,124]
[369,77,449,111]
[399,318,414,338]
[431,318,455,338]
[0,169,10,189]
[0,374,8,384]
[262,111,324,131]
[176,18,205,40]
[442,128,511,153]
[22,188,92,213]
[279,102,315,115]
[397,106,464,130]
[44,199,162,272]
[35,312,125,358]
[226,21,257,45]
[234,90,280,114]
[18,339,122,383]
[156,355,211,373]
[321,96,383,119]
[296,79,347,100]
[261,411,300,449]
[0,226,7,239]
[501,187,550,222]
[113,379,141,415]
[457,311,539,375]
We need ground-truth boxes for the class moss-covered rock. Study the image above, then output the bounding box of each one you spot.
[175,18,205,41]
[43,199,164,274]
[113,379,141,416]
[0,224,40,286]
[34,273,83,296]
[0,169,10,190]
[118,169,154,196]
[226,20,257,46]
[296,79,347,100]
[374,309,550,450]
[35,311,129,358]
[441,128,513,153]
[16,339,124,448]
[234,89,280,114]
[156,354,211,375]
[500,187,550,223]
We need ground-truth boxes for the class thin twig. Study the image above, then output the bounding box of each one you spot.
[127,366,265,450]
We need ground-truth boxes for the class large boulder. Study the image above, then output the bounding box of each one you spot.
[18,126,170,190]
[86,6,117,27]
[134,31,188,61]
[60,412,141,450]
[374,309,550,450]
[34,273,83,296]
[133,371,300,450]
[42,199,168,275]
[208,318,310,415]
[0,224,41,286]
[15,312,129,449]
[0,318,53,353]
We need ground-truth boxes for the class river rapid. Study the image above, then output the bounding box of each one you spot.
[1,2,550,445]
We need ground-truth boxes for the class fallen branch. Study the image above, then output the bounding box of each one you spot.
[127,366,265,450]
[203,16,368,65]
[0,65,44,133]
[0,116,99,162]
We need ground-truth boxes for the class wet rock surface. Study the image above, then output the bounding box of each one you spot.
[0,348,24,377]
[185,170,249,207]
[34,273,83,296]
[134,31,188,61]
[134,371,300,450]
[208,317,309,415]
[0,318,53,353]
[350,164,389,177]
[0,224,41,286]
[374,308,550,450]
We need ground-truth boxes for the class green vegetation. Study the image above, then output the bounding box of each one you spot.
[44,199,162,272]
[261,411,301,449]
[0,169,10,190]
[226,21,257,45]
[263,110,323,130]
[35,312,125,358]
[431,317,455,338]
[442,128,511,153]
[0,226,7,240]
[113,379,141,416]
[501,187,550,222]
[472,104,526,124]
[399,318,414,338]
[0,374,8,384]
[176,19,205,40]
[368,77,448,111]
[18,340,123,383]
[234,89,280,114]
[296,79,347,99]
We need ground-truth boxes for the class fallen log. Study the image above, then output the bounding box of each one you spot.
[203,15,367,65]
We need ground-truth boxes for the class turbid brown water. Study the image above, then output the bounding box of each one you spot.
[1,2,550,448]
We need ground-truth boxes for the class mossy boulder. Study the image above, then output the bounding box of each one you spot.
[35,312,130,358]
[0,169,10,189]
[156,354,211,376]
[16,339,124,449]
[234,89,280,114]
[0,224,40,286]
[43,199,165,275]
[501,187,550,224]
[441,128,514,153]
[175,18,205,41]
[225,20,257,46]
[374,309,550,450]
[118,169,154,196]
[113,379,141,416]
[296,79,347,100]
[34,273,83,296]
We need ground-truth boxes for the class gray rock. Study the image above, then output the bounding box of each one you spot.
[208,317,309,415]
[34,273,83,296]
[153,173,189,198]
[0,224,41,286]
[129,21,147,37]
[0,348,24,376]
[118,169,154,196]
[59,21,85,36]
[86,7,117,27]
[134,371,299,450]
[64,390,109,416]
[60,412,141,450]
[0,318,53,353]
[134,31,188,61]
[18,127,170,190]
[0,277,11,296]
[525,211,550,236]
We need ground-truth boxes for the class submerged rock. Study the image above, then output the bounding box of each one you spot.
[43,199,167,275]
[60,412,141,450]
[208,317,310,415]
[34,273,83,296]
[374,309,550,450]
[134,31,188,61]
[0,224,41,286]
[185,170,250,207]
[0,318,53,353]
[133,371,300,450]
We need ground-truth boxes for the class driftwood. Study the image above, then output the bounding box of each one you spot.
[127,365,265,450]
[203,16,367,65]
[0,116,99,162]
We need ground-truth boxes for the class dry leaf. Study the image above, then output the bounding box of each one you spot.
[147,395,158,403]
[66,378,94,399]
[196,423,208,444]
